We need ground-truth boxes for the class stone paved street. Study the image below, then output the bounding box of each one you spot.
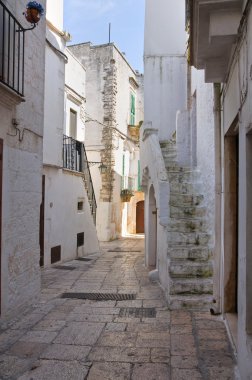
[0,237,238,379]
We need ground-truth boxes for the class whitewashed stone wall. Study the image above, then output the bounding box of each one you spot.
[143,0,215,306]
[43,168,100,267]
[142,0,186,284]
[144,0,187,140]
[192,70,215,237]
[0,0,46,319]
[43,6,99,266]
[221,9,252,379]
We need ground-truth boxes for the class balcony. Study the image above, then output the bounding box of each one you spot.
[63,135,97,224]
[121,176,135,202]
[187,0,242,82]
[0,1,25,98]
[128,124,140,141]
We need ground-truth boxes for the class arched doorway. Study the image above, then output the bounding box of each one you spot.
[136,200,145,233]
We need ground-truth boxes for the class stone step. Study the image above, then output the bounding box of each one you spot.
[169,182,203,195]
[166,165,192,172]
[167,171,200,184]
[163,155,178,163]
[170,278,213,295]
[170,181,202,195]
[160,140,176,148]
[168,219,208,233]
[162,148,177,154]
[168,231,211,246]
[168,295,213,310]
[169,246,212,261]
[169,260,213,278]
[162,147,177,153]
[170,205,206,219]
[170,194,204,207]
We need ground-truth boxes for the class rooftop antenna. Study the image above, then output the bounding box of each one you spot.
[109,23,111,43]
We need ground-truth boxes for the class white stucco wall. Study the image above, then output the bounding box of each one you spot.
[144,0,187,140]
[43,168,100,266]
[65,49,86,101]
[46,0,63,30]
[193,70,215,235]
[145,0,187,55]
[43,39,65,166]
[0,0,46,319]
[221,10,252,379]
[65,50,86,141]
[43,7,99,266]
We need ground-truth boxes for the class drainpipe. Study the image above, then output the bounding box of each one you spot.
[211,83,222,315]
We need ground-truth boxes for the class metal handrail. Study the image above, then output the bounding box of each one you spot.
[63,135,97,224]
[0,0,25,96]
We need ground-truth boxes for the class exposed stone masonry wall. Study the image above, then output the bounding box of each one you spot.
[100,59,118,202]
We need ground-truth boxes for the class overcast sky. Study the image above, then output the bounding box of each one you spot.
[63,0,145,72]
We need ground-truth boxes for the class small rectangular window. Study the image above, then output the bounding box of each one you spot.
[77,232,84,247]
[77,201,84,211]
[51,245,61,264]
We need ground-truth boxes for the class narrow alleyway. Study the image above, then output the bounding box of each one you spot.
[0,237,238,379]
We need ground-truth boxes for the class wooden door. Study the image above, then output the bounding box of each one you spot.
[136,200,144,233]
[0,139,3,314]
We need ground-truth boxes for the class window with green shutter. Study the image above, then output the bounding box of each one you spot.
[138,160,141,191]
[121,154,125,189]
[130,94,135,125]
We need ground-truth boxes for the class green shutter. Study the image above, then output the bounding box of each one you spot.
[130,94,135,125]
[138,160,141,191]
[121,154,125,189]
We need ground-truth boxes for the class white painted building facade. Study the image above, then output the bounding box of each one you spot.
[142,0,215,309]
[0,0,46,319]
[69,43,144,242]
[42,1,99,267]
[188,0,252,378]
[143,0,252,377]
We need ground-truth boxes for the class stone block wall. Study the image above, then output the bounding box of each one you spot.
[0,0,46,320]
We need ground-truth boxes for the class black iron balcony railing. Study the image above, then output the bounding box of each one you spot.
[63,135,97,224]
[0,1,25,97]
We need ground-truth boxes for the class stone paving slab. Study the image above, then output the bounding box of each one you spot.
[40,343,92,361]
[18,359,89,380]
[53,322,104,346]
[132,363,170,380]
[87,362,131,380]
[0,237,239,379]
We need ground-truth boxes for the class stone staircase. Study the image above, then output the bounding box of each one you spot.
[160,139,213,310]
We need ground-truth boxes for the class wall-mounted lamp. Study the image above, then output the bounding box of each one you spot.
[84,161,107,174]
[98,163,108,174]
[23,1,44,31]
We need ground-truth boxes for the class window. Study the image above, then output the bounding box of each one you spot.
[130,93,135,125]
[51,245,61,264]
[77,201,84,211]
[137,160,141,191]
[69,109,77,139]
[77,232,84,247]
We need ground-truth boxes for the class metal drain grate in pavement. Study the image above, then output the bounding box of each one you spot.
[53,265,76,270]
[61,293,137,301]
[75,257,93,262]
[119,308,156,318]
[108,250,141,253]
